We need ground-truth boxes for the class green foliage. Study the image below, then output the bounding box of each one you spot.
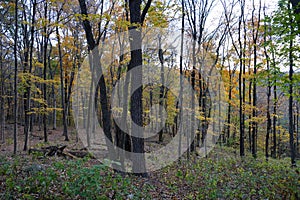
[162,147,300,199]
[0,156,152,199]
[261,0,300,97]
[0,148,299,199]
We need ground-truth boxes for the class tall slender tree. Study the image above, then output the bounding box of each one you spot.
[251,0,261,158]
[287,2,296,166]
[224,0,246,156]
[263,5,272,161]
[178,0,185,159]
[24,0,37,151]
[13,0,18,154]
[42,1,48,142]
[55,3,69,141]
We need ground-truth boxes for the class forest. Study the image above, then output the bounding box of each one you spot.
[0,0,300,199]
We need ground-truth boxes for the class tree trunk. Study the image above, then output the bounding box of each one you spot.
[78,0,116,165]
[158,35,165,143]
[13,0,18,154]
[178,0,185,159]
[251,0,261,158]
[271,55,277,158]
[248,61,252,152]
[42,2,48,143]
[296,102,299,156]
[265,60,271,161]
[22,8,30,150]
[288,3,296,166]
[53,85,57,130]
[21,0,35,151]
[263,5,271,161]
[56,24,69,141]
[0,35,5,144]
[127,0,147,176]
[226,68,233,144]
[238,1,245,157]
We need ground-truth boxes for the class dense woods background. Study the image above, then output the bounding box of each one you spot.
[0,0,300,198]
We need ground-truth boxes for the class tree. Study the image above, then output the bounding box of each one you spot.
[185,0,218,154]
[158,34,165,143]
[127,0,151,176]
[0,34,4,144]
[287,1,296,167]
[271,0,300,166]
[56,10,69,141]
[250,0,261,158]
[223,0,246,157]
[23,0,37,151]
[42,1,49,142]
[13,0,18,154]
[263,5,272,160]
[178,0,185,159]
[78,0,117,169]
[220,41,238,145]
[0,2,12,144]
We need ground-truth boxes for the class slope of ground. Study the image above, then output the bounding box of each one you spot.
[0,127,299,199]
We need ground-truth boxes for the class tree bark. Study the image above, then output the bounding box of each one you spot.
[178,0,185,160]
[288,3,296,166]
[264,8,271,161]
[158,35,165,143]
[238,0,245,157]
[251,0,261,158]
[42,1,48,143]
[56,22,69,141]
[13,0,18,154]
[0,33,5,144]
[128,0,147,176]
[24,0,37,150]
[78,0,116,163]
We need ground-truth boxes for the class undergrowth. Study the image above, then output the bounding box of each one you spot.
[0,147,299,199]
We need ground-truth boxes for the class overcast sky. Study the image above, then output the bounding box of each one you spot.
[207,0,278,31]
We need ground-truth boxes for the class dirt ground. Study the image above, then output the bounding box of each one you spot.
[0,125,84,155]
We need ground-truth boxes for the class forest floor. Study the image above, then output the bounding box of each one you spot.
[0,126,299,199]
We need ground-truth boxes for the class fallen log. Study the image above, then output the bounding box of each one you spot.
[68,151,94,158]
[29,145,92,159]
[42,145,67,156]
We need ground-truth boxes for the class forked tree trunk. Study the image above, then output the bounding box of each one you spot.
[128,0,147,176]
[78,0,116,165]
